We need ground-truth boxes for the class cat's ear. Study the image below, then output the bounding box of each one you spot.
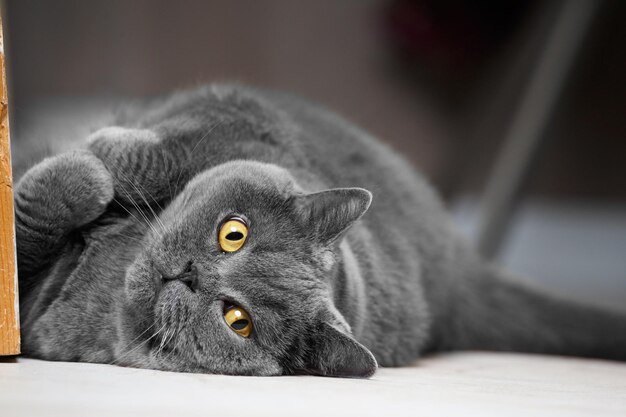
[295,188,372,243]
[304,323,378,378]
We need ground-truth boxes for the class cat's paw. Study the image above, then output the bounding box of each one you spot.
[87,127,171,204]
[87,126,161,164]
[16,150,114,228]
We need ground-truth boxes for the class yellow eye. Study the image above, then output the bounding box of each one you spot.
[223,303,253,338]
[218,218,248,252]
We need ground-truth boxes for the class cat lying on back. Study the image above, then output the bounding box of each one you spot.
[15,84,626,377]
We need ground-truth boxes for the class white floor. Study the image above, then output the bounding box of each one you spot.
[2,353,625,417]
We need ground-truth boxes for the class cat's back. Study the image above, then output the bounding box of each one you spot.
[108,82,457,261]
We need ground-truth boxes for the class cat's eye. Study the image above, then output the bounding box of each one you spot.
[218,217,248,252]
[223,303,253,338]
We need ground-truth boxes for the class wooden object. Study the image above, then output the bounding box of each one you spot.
[0,12,20,355]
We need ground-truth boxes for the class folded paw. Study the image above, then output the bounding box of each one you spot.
[87,127,172,205]
[15,150,114,229]
[88,126,161,163]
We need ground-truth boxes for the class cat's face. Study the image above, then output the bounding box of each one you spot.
[119,161,377,377]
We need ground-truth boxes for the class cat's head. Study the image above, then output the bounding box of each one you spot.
[120,160,377,377]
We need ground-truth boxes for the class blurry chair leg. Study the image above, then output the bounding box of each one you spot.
[477,0,599,260]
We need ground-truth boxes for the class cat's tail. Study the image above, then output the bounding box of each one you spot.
[426,247,626,361]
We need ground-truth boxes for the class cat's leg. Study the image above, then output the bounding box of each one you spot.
[87,123,252,207]
[14,150,114,278]
[87,127,177,208]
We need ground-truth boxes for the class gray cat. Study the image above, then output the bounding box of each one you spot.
[14,84,626,377]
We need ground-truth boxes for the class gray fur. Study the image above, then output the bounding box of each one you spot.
[15,84,626,377]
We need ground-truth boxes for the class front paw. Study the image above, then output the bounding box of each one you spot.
[87,126,171,204]
[88,126,161,163]
[16,150,114,228]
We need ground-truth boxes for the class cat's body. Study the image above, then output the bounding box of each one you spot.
[15,84,626,377]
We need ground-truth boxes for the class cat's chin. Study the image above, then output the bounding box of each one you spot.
[145,349,284,376]
[115,320,285,376]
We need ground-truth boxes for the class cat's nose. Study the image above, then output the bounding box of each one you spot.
[162,260,199,292]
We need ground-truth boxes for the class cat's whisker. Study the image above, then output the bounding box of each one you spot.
[112,197,144,225]
[156,319,185,363]
[121,171,165,212]
[110,168,166,220]
[113,230,145,244]
[159,332,181,363]
[117,172,168,234]
[111,322,167,366]
[159,147,174,203]
[156,327,172,358]
[123,196,161,238]
[168,323,183,351]
[113,321,157,360]
[112,193,156,235]
[172,120,223,196]
[110,197,164,244]
[116,181,163,239]
[96,152,162,236]
[113,168,166,215]
[99,158,163,238]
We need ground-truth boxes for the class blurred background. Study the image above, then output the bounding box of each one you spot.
[3,0,625,310]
